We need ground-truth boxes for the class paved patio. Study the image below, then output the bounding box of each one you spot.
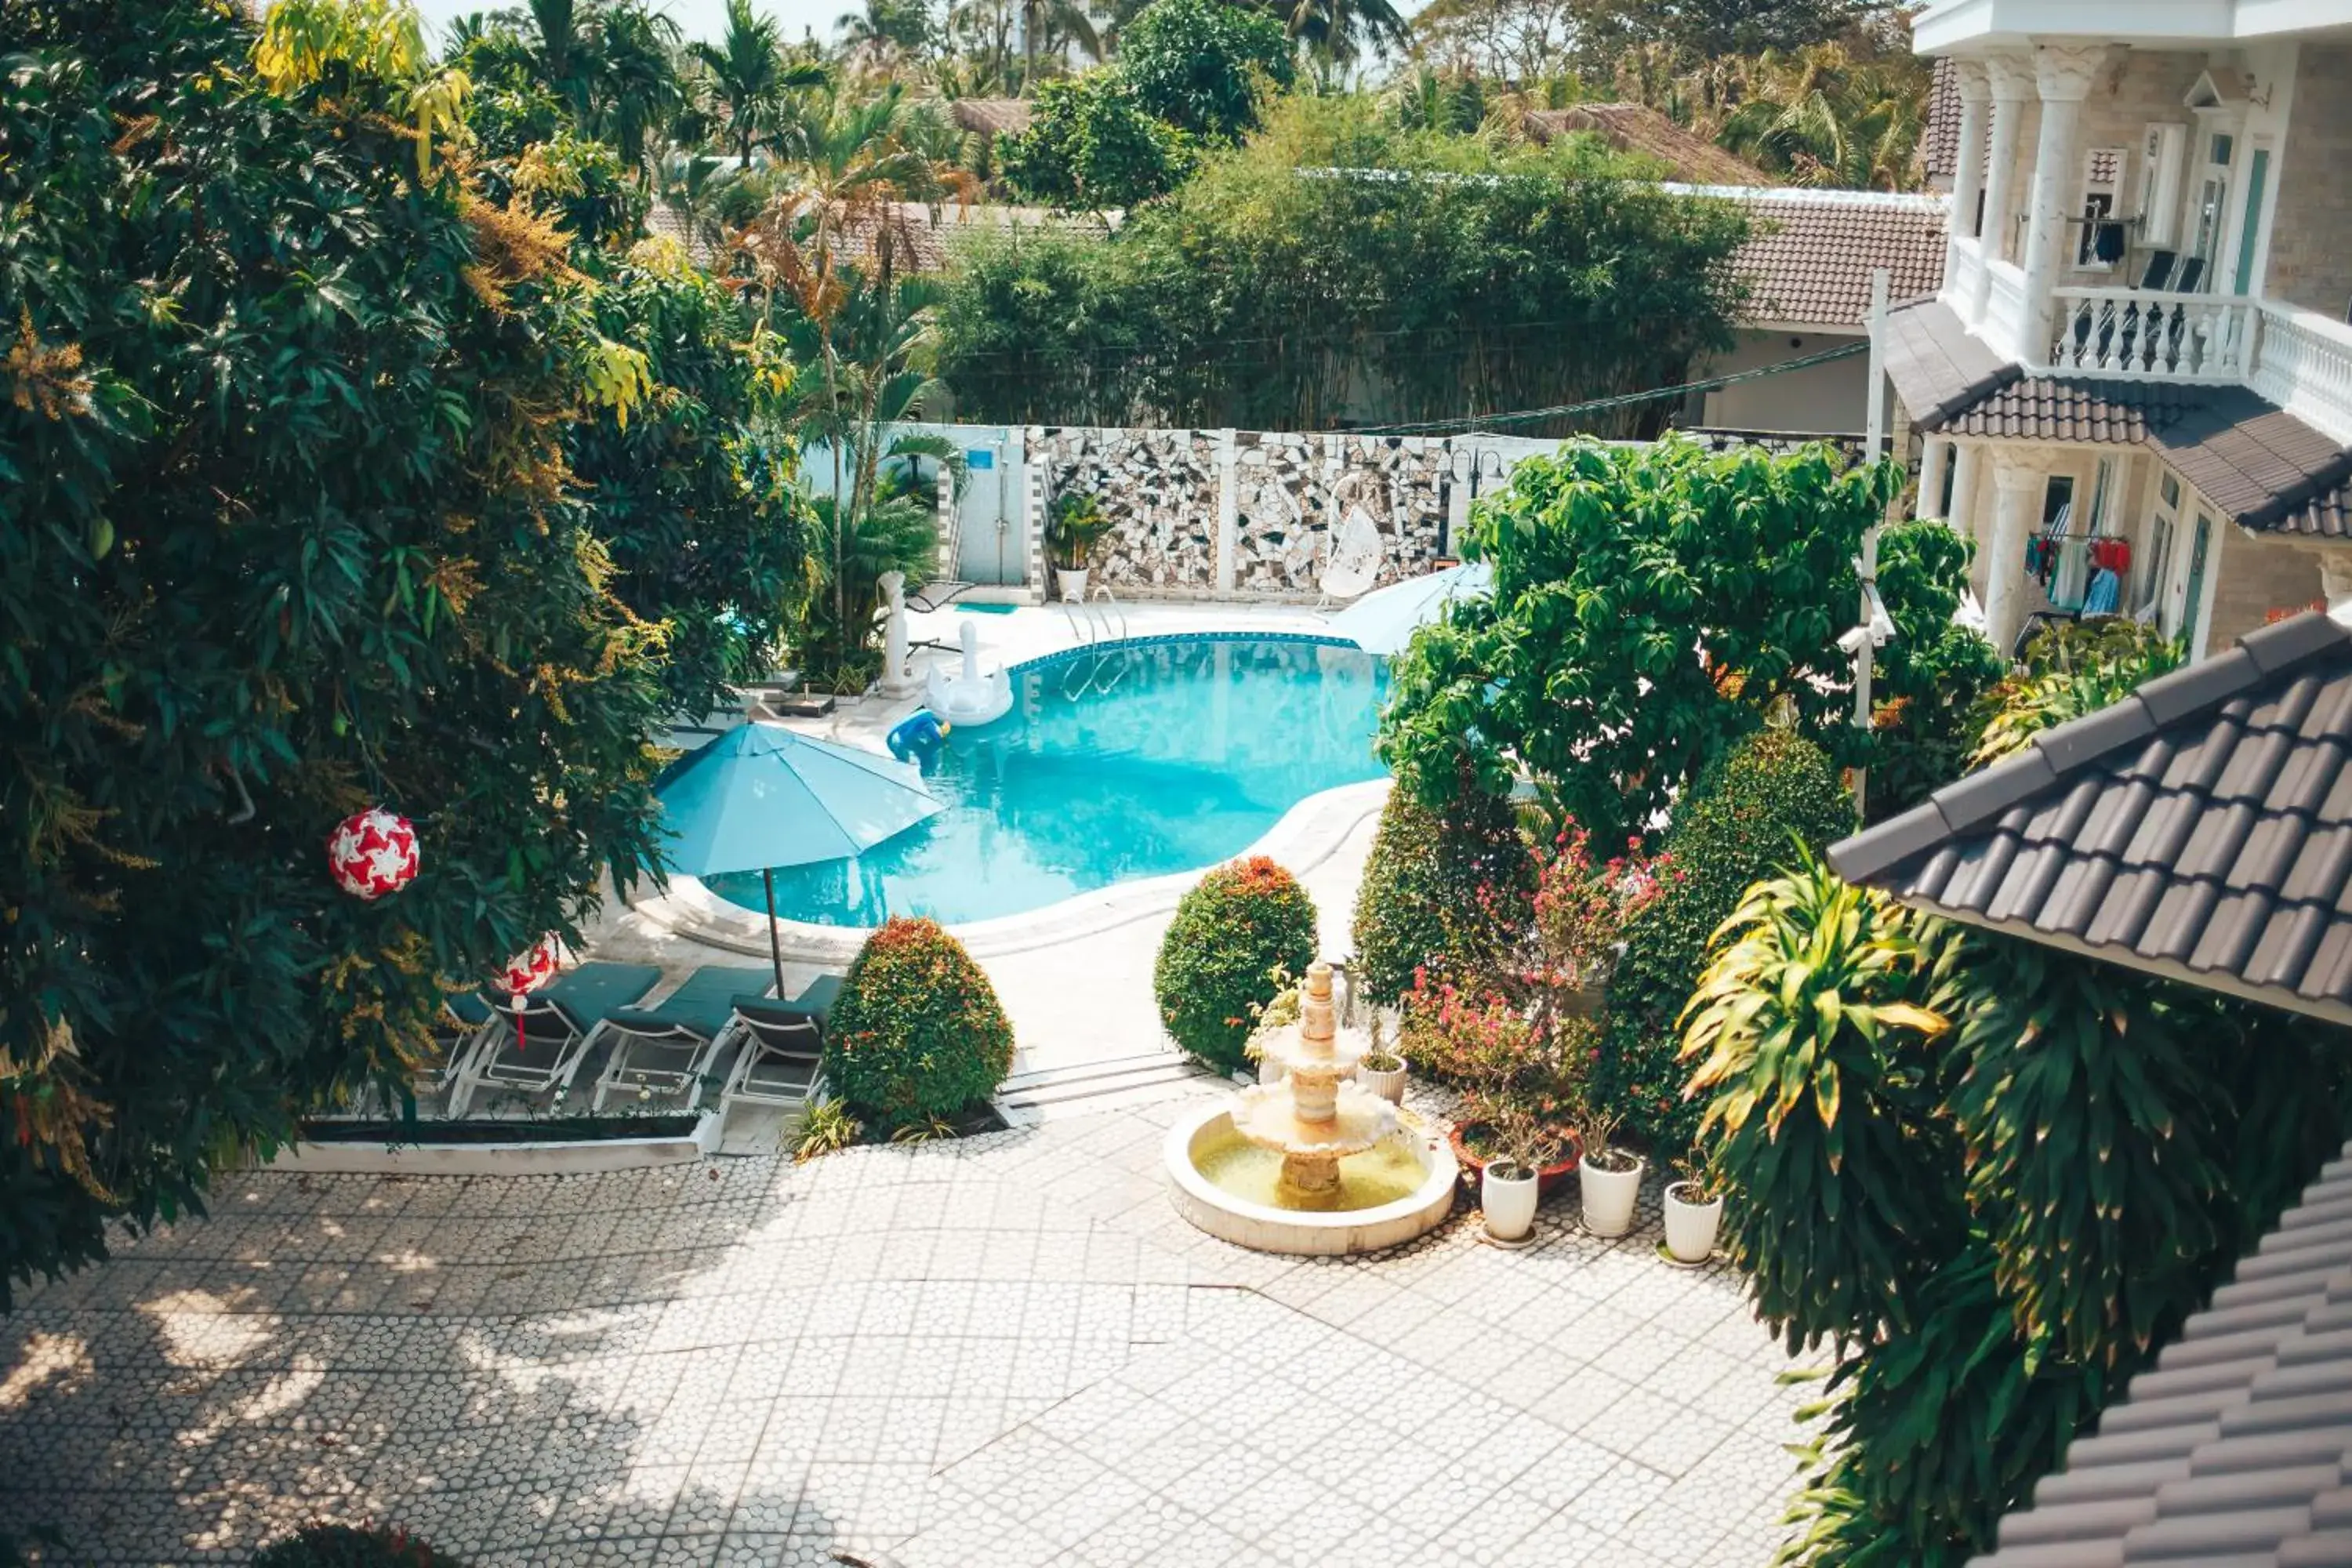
[0,1085,1814,1566]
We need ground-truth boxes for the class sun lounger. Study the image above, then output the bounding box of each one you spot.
[719,974,843,1117]
[587,964,775,1111]
[445,962,662,1116]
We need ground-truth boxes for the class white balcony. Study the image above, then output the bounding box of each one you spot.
[2248,300,2352,447]
[1980,259,2030,366]
[2045,289,2256,382]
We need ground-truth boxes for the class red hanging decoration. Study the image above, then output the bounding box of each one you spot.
[502,935,561,996]
[499,936,562,1060]
[326,808,419,900]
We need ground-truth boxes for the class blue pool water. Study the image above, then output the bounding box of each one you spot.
[707,634,1390,926]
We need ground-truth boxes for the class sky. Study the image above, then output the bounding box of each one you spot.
[412,0,847,50]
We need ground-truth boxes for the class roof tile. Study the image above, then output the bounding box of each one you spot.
[1829,612,2352,1026]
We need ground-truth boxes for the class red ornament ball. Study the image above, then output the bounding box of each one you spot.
[503,935,562,996]
[326,808,419,900]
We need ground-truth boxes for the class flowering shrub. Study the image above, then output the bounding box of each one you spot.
[1397,972,1537,1083]
[822,917,1015,1132]
[1525,819,1670,1017]
[251,1524,467,1567]
[1349,782,1535,1005]
[1155,856,1318,1073]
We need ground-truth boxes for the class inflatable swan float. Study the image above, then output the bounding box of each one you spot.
[923,619,1012,728]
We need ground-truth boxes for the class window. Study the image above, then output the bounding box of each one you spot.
[2182,510,2214,645]
[2233,145,2270,296]
[2139,467,2180,623]
[2042,474,2075,528]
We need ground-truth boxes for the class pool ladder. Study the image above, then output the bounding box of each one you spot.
[1061,586,1133,699]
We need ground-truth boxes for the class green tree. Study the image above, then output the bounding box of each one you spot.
[999,72,1195,211]
[1379,437,1909,846]
[1684,859,2352,1563]
[1117,0,1295,143]
[1970,619,2183,769]
[1349,782,1535,1007]
[0,0,683,1301]
[1864,520,2002,821]
[690,0,830,164]
[1719,42,1929,192]
[936,97,1755,430]
[1250,0,1409,61]
[1593,729,1853,1160]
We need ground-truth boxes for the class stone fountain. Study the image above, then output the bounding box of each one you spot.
[1231,963,1397,1207]
[1164,960,1457,1254]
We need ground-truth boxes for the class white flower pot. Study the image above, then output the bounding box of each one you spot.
[1359,1058,1406,1105]
[1483,1161,1540,1242]
[1578,1152,1646,1238]
[1057,567,1091,603]
[1663,1181,1724,1263]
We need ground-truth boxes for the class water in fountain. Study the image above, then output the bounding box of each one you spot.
[1223,960,1407,1210]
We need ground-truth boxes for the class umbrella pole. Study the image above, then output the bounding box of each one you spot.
[762,867,787,1000]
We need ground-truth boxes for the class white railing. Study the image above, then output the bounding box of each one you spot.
[1943,234,1986,325]
[2248,300,2352,447]
[1980,260,2031,365]
[2043,289,2256,381]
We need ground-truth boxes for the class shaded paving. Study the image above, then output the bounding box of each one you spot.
[0,1088,1816,1566]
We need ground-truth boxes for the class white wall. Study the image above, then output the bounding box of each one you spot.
[1691,330,1871,436]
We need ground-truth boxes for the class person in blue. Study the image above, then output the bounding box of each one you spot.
[886,708,951,770]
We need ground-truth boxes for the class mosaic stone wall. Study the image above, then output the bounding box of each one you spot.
[1033,426,1220,590]
[1232,433,1451,593]
[1025,425,1560,597]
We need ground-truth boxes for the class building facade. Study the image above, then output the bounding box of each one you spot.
[1882,1,2352,661]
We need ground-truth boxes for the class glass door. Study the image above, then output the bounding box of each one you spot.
[2185,131,2235,292]
[2180,510,2212,645]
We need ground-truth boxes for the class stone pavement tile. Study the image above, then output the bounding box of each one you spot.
[1624,1407,1744,1479]
[1559,1457,1675,1537]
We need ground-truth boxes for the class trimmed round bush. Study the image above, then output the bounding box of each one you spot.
[1594,728,1856,1159]
[1156,855,1318,1073]
[1349,782,1535,1007]
[252,1525,466,1567]
[822,917,1015,1131]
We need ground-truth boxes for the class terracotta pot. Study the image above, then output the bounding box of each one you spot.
[1482,1161,1539,1241]
[1449,1122,1579,1200]
[1663,1180,1724,1263]
[1579,1151,1646,1238]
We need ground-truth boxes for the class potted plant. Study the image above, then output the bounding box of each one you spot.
[1479,1103,1543,1243]
[1575,1102,1645,1237]
[1662,1153,1723,1264]
[1244,974,1301,1085]
[1359,1013,1406,1104]
[1046,490,1112,603]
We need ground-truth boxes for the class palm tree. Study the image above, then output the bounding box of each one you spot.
[1017,0,1102,88]
[836,0,935,67]
[731,84,972,655]
[1261,0,1409,64]
[1719,44,1926,191]
[691,0,831,164]
[592,1,684,173]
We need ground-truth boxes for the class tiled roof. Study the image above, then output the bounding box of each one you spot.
[2282,479,2352,539]
[1721,191,1950,328]
[1968,1137,2352,1568]
[1882,296,2019,425]
[2149,386,2352,531]
[1884,301,2352,528]
[1944,376,2209,445]
[1922,57,1960,180]
[949,98,1031,138]
[1829,608,2352,1028]
[1523,103,1774,187]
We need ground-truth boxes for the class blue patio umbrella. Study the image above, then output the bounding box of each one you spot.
[656,721,943,994]
[1323,561,1494,656]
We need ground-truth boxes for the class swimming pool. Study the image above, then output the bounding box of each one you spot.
[706,634,1390,927]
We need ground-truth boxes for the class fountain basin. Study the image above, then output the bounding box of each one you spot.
[1164,1102,1458,1256]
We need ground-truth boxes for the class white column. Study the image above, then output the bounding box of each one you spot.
[1986,450,2048,655]
[2021,45,2107,368]
[1947,439,1984,543]
[1972,53,2034,318]
[1949,62,1991,242]
[1918,437,1953,521]
[1214,428,1238,593]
